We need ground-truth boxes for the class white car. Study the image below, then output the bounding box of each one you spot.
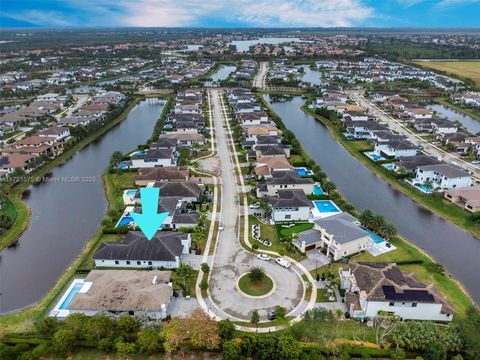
[471,160,480,164]
[219,223,225,231]
[275,257,291,269]
[256,253,271,261]
[249,203,260,209]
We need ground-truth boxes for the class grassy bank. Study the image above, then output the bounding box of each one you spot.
[301,104,480,240]
[434,96,480,122]
[0,96,143,251]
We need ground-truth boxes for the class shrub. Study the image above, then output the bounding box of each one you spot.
[223,340,241,360]
[52,328,76,355]
[249,267,265,282]
[218,320,235,341]
[200,279,208,291]
[201,262,210,273]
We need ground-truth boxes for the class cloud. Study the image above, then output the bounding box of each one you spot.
[1,0,374,28]
[436,0,480,8]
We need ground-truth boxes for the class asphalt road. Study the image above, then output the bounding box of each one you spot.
[253,61,268,89]
[207,89,304,321]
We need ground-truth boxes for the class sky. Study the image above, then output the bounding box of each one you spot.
[1,0,479,28]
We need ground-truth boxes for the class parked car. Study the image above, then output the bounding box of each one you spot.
[219,223,225,231]
[257,254,271,261]
[275,257,291,269]
[267,310,276,320]
[249,203,260,209]
[471,160,480,164]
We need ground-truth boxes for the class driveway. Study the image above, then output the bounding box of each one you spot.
[300,250,330,271]
[207,89,304,321]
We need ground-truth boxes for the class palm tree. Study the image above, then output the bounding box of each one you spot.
[176,263,195,296]
[359,209,374,228]
[259,199,272,219]
[371,214,386,233]
[248,267,265,283]
[379,222,397,240]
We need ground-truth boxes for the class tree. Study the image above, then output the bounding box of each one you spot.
[390,348,407,360]
[137,330,164,355]
[36,317,59,338]
[249,266,265,282]
[223,340,241,360]
[454,307,480,359]
[110,151,124,164]
[83,316,113,342]
[176,263,195,296]
[379,222,397,239]
[116,316,140,341]
[161,309,220,352]
[52,328,76,355]
[218,320,235,341]
[256,335,278,360]
[259,199,272,219]
[115,338,137,358]
[200,279,208,291]
[251,310,260,324]
[276,336,301,360]
[201,262,210,273]
[359,208,374,228]
[322,181,336,193]
[240,333,258,358]
[371,214,386,232]
[275,305,286,320]
[372,313,397,348]
[64,313,88,337]
[424,340,446,360]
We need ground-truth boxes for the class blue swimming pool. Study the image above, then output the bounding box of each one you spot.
[365,152,385,162]
[117,161,129,169]
[313,183,324,195]
[133,151,145,156]
[126,189,137,196]
[417,184,433,193]
[59,283,83,310]
[117,216,134,227]
[313,200,340,213]
[364,229,385,244]
[382,163,395,171]
[295,167,313,177]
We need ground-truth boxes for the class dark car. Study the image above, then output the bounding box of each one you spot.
[267,310,276,321]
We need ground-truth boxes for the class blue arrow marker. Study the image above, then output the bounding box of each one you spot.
[129,187,169,240]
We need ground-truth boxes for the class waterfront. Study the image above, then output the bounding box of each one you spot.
[428,103,480,134]
[265,94,480,304]
[0,98,164,313]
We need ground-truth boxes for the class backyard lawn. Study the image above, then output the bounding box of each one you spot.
[277,222,313,238]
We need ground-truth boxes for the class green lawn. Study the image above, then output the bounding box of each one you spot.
[316,288,332,302]
[0,197,17,221]
[277,222,313,238]
[238,273,274,296]
[248,216,305,261]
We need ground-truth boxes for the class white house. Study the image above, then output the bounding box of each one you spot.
[130,148,176,168]
[374,140,418,159]
[265,189,312,222]
[340,262,454,321]
[258,170,314,197]
[93,231,191,269]
[308,212,373,260]
[415,163,471,190]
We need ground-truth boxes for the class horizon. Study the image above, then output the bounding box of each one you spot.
[1,0,480,29]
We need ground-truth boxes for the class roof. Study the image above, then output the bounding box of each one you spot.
[0,153,33,168]
[267,170,314,185]
[266,189,312,208]
[68,270,172,312]
[93,231,187,261]
[131,148,173,161]
[139,181,201,199]
[396,155,441,170]
[347,262,454,312]
[135,167,189,182]
[314,212,369,244]
[417,163,470,178]
[299,229,321,246]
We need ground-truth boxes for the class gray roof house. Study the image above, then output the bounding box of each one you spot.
[265,189,312,222]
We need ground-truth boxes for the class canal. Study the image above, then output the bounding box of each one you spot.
[296,65,325,86]
[265,95,480,304]
[427,103,480,135]
[0,98,164,314]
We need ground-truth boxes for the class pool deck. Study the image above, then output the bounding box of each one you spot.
[311,200,342,219]
[123,189,138,205]
[49,278,85,318]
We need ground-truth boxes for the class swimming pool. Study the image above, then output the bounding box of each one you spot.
[295,167,313,177]
[382,163,395,171]
[417,184,434,194]
[125,189,137,197]
[313,183,324,195]
[364,228,385,244]
[313,200,341,213]
[365,151,385,162]
[117,161,129,169]
[116,216,134,227]
[59,282,83,310]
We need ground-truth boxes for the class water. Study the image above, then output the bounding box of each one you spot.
[0,98,164,313]
[211,65,236,82]
[313,200,341,213]
[265,95,480,304]
[59,282,83,310]
[427,103,480,135]
[229,37,304,52]
[297,65,325,86]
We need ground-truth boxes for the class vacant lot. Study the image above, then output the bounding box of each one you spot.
[414,60,480,86]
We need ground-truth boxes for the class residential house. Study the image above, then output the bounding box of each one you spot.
[130,148,176,168]
[415,163,472,190]
[340,262,454,321]
[135,167,189,186]
[445,186,480,212]
[374,140,419,159]
[265,189,312,222]
[257,170,314,197]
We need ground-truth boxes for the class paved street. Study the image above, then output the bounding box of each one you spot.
[348,90,480,179]
[207,89,304,321]
[253,61,268,89]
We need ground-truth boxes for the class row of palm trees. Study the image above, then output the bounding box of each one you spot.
[359,208,397,240]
